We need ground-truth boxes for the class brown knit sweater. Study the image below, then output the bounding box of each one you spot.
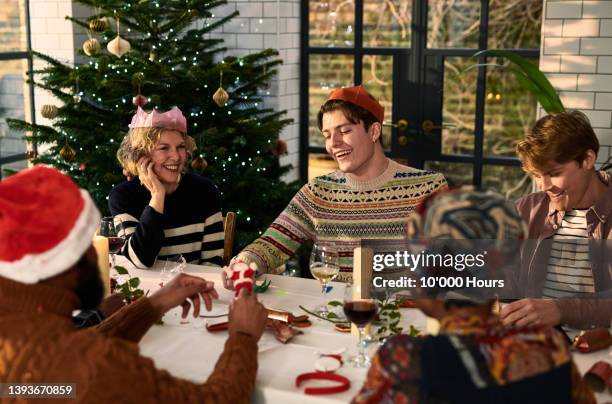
[0,277,258,403]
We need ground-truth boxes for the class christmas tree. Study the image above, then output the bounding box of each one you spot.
[8,0,299,250]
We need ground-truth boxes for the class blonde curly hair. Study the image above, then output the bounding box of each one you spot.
[116,127,197,176]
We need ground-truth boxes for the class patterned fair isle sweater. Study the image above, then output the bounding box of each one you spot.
[237,159,447,281]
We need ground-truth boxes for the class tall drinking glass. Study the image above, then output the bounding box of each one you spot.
[343,281,378,367]
[98,216,125,268]
[309,244,339,316]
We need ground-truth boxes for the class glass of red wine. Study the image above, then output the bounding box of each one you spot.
[99,216,126,269]
[343,281,378,367]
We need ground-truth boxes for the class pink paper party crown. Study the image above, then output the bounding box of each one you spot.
[129,106,187,133]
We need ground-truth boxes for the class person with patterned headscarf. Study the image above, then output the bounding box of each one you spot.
[224,85,447,286]
[353,188,595,404]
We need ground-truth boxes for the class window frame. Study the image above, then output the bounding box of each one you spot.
[0,0,37,170]
[299,0,541,186]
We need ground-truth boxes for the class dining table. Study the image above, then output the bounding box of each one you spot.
[115,257,612,403]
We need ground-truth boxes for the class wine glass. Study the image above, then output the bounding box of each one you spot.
[309,244,339,316]
[98,216,126,269]
[160,254,186,286]
[343,281,378,367]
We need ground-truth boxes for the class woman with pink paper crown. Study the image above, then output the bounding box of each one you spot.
[109,107,225,268]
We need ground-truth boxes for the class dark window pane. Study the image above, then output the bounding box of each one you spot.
[427,0,480,49]
[362,54,393,149]
[442,57,476,156]
[309,0,355,48]
[488,0,542,49]
[424,160,473,187]
[364,0,412,48]
[484,57,538,158]
[482,165,532,200]
[309,54,354,147]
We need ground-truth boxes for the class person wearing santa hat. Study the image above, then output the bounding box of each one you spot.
[110,106,224,269]
[0,165,267,403]
[225,85,447,286]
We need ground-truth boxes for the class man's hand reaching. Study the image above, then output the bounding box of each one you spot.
[149,273,219,318]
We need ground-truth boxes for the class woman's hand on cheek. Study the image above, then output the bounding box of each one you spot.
[138,157,166,214]
[145,159,165,196]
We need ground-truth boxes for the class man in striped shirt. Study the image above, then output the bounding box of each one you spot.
[109,107,224,268]
[502,111,611,329]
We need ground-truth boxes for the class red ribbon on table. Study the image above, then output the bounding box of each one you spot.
[295,371,351,395]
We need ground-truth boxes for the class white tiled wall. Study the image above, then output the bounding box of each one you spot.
[207,0,300,182]
[541,0,612,166]
[29,0,88,128]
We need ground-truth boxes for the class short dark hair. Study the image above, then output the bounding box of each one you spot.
[316,99,380,132]
[517,110,599,173]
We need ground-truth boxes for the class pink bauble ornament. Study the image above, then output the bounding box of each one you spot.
[132,94,148,107]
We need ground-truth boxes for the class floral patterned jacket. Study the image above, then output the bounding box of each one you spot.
[353,314,595,404]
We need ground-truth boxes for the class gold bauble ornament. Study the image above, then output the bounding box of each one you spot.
[59,144,76,162]
[83,38,101,56]
[107,35,131,57]
[213,87,229,107]
[41,104,58,119]
[191,156,208,171]
[89,18,108,33]
[149,50,157,62]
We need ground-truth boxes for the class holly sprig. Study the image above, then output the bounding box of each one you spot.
[113,265,147,304]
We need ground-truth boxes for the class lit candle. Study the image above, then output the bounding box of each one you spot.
[92,235,110,297]
[426,317,440,335]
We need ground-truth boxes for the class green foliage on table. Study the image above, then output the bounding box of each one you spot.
[376,298,403,339]
[113,265,146,304]
[7,0,299,251]
[471,49,565,114]
[254,278,271,293]
[299,304,347,325]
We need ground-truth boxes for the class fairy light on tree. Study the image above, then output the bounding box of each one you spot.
[7,0,299,249]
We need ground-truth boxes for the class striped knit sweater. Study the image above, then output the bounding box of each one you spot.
[237,159,447,281]
[108,173,224,268]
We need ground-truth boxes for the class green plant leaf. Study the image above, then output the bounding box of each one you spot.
[120,283,131,296]
[408,325,421,337]
[327,300,343,307]
[509,68,555,113]
[474,49,565,113]
[129,277,140,288]
[326,312,339,320]
[114,266,129,275]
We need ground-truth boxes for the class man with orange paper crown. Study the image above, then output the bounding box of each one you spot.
[224,85,447,286]
[109,106,225,269]
[0,165,268,403]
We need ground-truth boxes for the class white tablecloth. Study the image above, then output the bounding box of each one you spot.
[116,258,611,403]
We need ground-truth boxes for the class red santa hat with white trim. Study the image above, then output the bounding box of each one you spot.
[0,165,100,283]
